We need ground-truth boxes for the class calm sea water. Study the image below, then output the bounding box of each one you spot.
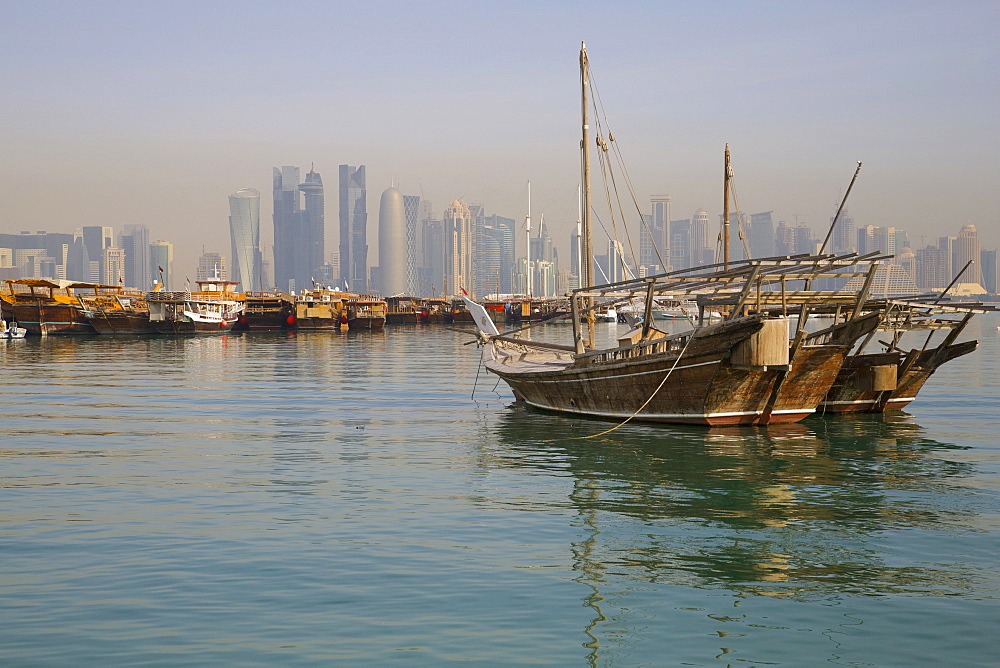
[2,317,998,665]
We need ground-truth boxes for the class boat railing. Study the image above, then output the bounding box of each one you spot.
[577,331,693,365]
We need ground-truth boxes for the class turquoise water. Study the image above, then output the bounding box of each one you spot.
[1,319,998,665]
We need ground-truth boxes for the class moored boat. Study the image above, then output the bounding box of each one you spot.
[78,288,156,334]
[346,296,387,330]
[464,43,899,427]
[146,279,244,334]
[292,289,346,331]
[386,296,424,324]
[819,300,990,413]
[3,279,96,335]
[235,291,296,331]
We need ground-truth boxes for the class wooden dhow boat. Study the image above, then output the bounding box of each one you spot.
[292,289,347,331]
[468,251,889,426]
[3,279,97,335]
[77,287,156,334]
[818,297,993,413]
[346,296,387,331]
[235,291,296,331]
[465,43,896,426]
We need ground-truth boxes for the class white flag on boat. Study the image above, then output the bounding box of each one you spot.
[463,297,500,336]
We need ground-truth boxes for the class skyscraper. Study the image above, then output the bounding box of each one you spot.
[443,200,472,296]
[273,166,299,291]
[197,252,228,281]
[403,195,421,295]
[339,165,368,291]
[954,223,983,287]
[650,195,671,271]
[76,226,113,282]
[749,212,775,258]
[831,209,856,254]
[691,209,713,266]
[298,166,324,289]
[150,241,173,290]
[419,216,443,297]
[228,187,261,291]
[119,224,151,289]
[378,185,407,296]
[101,247,126,286]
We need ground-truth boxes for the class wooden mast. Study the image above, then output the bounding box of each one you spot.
[723,144,731,270]
[580,42,595,348]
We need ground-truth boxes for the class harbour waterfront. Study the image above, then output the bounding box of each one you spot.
[1,319,999,665]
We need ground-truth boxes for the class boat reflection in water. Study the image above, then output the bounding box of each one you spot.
[483,406,984,663]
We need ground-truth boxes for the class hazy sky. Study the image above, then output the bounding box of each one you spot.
[2,1,998,277]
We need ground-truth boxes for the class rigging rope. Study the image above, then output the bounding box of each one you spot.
[587,62,662,273]
[576,329,697,439]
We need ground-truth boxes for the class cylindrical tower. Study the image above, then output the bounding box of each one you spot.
[378,186,407,296]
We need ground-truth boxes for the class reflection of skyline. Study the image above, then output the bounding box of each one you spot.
[486,409,987,596]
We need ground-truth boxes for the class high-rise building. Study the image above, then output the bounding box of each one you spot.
[856,225,878,256]
[475,225,503,297]
[150,241,174,290]
[76,226,113,282]
[101,247,126,286]
[749,212,775,258]
[831,209,856,254]
[775,221,794,256]
[272,166,300,292]
[197,252,228,281]
[339,165,368,291]
[298,166,325,290]
[474,214,514,297]
[443,200,472,297]
[403,195,421,295]
[692,209,714,266]
[650,195,671,271]
[419,214,443,297]
[229,187,261,292]
[569,229,581,290]
[915,244,951,291]
[119,224,151,289]
[670,219,691,270]
[954,223,983,287]
[378,185,407,296]
[981,248,998,294]
[794,223,817,255]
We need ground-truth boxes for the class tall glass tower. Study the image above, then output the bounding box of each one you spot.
[119,224,151,289]
[272,166,301,292]
[298,166,324,289]
[229,187,261,291]
[150,241,174,290]
[339,165,368,291]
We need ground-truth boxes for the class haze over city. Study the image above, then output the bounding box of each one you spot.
[2,1,997,278]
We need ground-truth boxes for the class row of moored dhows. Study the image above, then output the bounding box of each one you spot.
[0,278,392,335]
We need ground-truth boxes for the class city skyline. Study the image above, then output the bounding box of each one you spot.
[1,2,997,278]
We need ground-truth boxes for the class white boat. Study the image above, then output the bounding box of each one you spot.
[594,306,618,323]
[0,299,27,338]
[650,297,723,322]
